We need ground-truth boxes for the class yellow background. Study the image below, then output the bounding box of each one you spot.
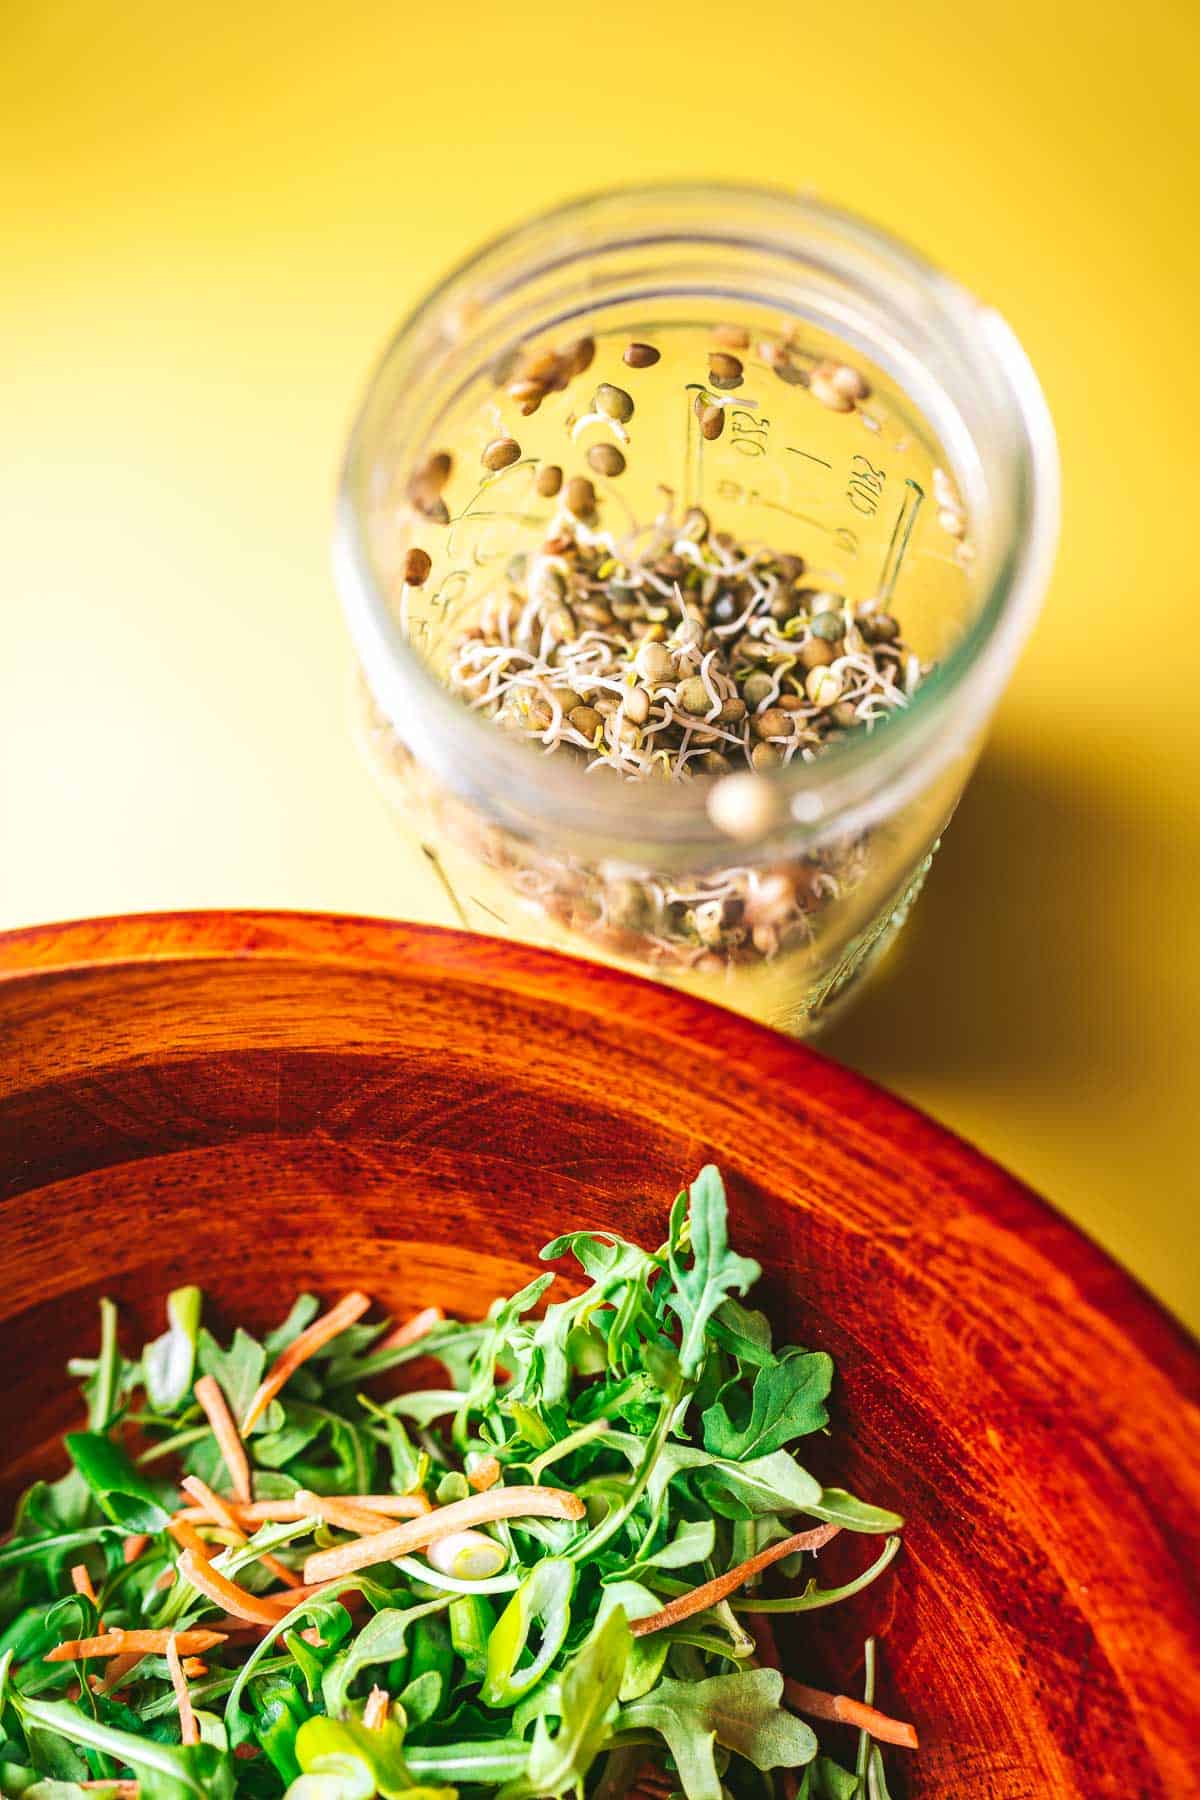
[3,3,1197,1327]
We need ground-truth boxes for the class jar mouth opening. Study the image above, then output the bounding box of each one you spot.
[336,181,1059,858]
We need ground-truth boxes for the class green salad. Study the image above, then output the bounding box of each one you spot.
[0,1167,916,1799]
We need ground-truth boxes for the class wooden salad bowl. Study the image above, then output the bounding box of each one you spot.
[1,912,1197,1796]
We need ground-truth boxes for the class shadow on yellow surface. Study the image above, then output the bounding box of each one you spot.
[829,744,1197,1323]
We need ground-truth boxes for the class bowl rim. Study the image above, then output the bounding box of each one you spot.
[1,906,1196,1395]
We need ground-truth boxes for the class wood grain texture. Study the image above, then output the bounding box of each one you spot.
[1,911,1197,1797]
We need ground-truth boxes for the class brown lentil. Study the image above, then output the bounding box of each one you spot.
[565,475,596,517]
[402,547,432,587]
[536,464,563,498]
[750,741,781,771]
[713,324,750,349]
[568,704,603,741]
[482,437,521,472]
[587,443,626,478]
[509,380,547,415]
[678,677,711,716]
[698,402,725,441]
[754,708,793,740]
[565,336,596,376]
[799,637,835,671]
[623,342,661,368]
[708,352,744,389]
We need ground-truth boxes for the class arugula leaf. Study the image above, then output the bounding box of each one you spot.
[322,1598,450,1717]
[498,1608,631,1800]
[664,1168,760,1379]
[10,1694,235,1799]
[196,1328,266,1429]
[798,1757,862,1798]
[702,1349,833,1460]
[63,1434,170,1533]
[803,1489,904,1534]
[285,1715,418,1799]
[619,1668,817,1800]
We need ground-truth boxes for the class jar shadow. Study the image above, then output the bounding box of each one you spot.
[824,741,1190,1094]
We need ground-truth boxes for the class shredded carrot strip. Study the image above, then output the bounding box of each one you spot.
[363,1685,389,1730]
[46,1628,228,1663]
[241,1291,372,1432]
[303,1486,585,1585]
[178,1549,292,1625]
[70,1564,99,1605]
[194,1374,252,1504]
[122,1533,150,1565]
[171,1492,430,1526]
[79,1783,138,1796]
[96,1651,145,1695]
[182,1658,208,1677]
[181,1475,302,1587]
[630,1524,842,1638]
[468,1455,501,1493]
[783,1679,919,1750]
[294,1490,424,1536]
[168,1516,212,1561]
[166,1632,199,1747]
[376,1304,445,1352]
[154,1568,176,1592]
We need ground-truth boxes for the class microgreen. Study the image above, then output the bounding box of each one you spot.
[0,1168,912,1797]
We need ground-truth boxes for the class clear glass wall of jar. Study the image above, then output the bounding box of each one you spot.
[335,185,1059,1034]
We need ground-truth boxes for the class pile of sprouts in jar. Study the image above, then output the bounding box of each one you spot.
[391,326,934,976]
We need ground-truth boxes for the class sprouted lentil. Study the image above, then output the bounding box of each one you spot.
[439,477,924,973]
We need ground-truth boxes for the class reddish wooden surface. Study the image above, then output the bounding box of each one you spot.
[1,911,1197,1797]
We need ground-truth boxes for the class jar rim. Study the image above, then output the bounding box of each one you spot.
[335,181,1059,858]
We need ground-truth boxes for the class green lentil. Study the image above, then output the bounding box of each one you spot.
[594,383,634,423]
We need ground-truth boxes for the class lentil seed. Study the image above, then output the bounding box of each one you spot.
[403,547,432,587]
[699,402,725,441]
[811,612,844,642]
[565,475,596,517]
[809,369,854,412]
[587,443,626,478]
[806,664,844,706]
[678,677,710,716]
[713,324,750,349]
[594,383,634,423]
[509,380,547,415]
[742,672,775,708]
[482,437,522,471]
[635,640,673,684]
[708,352,744,389]
[565,336,596,376]
[830,363,870,401]
[624,685,651,725]
[536,464,563,497]
[750,741,781,771]
[754,708,793,740]
[623,342,661,368]
[860,611,900,643]
[799,637,835,671]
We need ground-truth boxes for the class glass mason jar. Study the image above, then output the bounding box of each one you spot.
[335,185,1058,1034]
